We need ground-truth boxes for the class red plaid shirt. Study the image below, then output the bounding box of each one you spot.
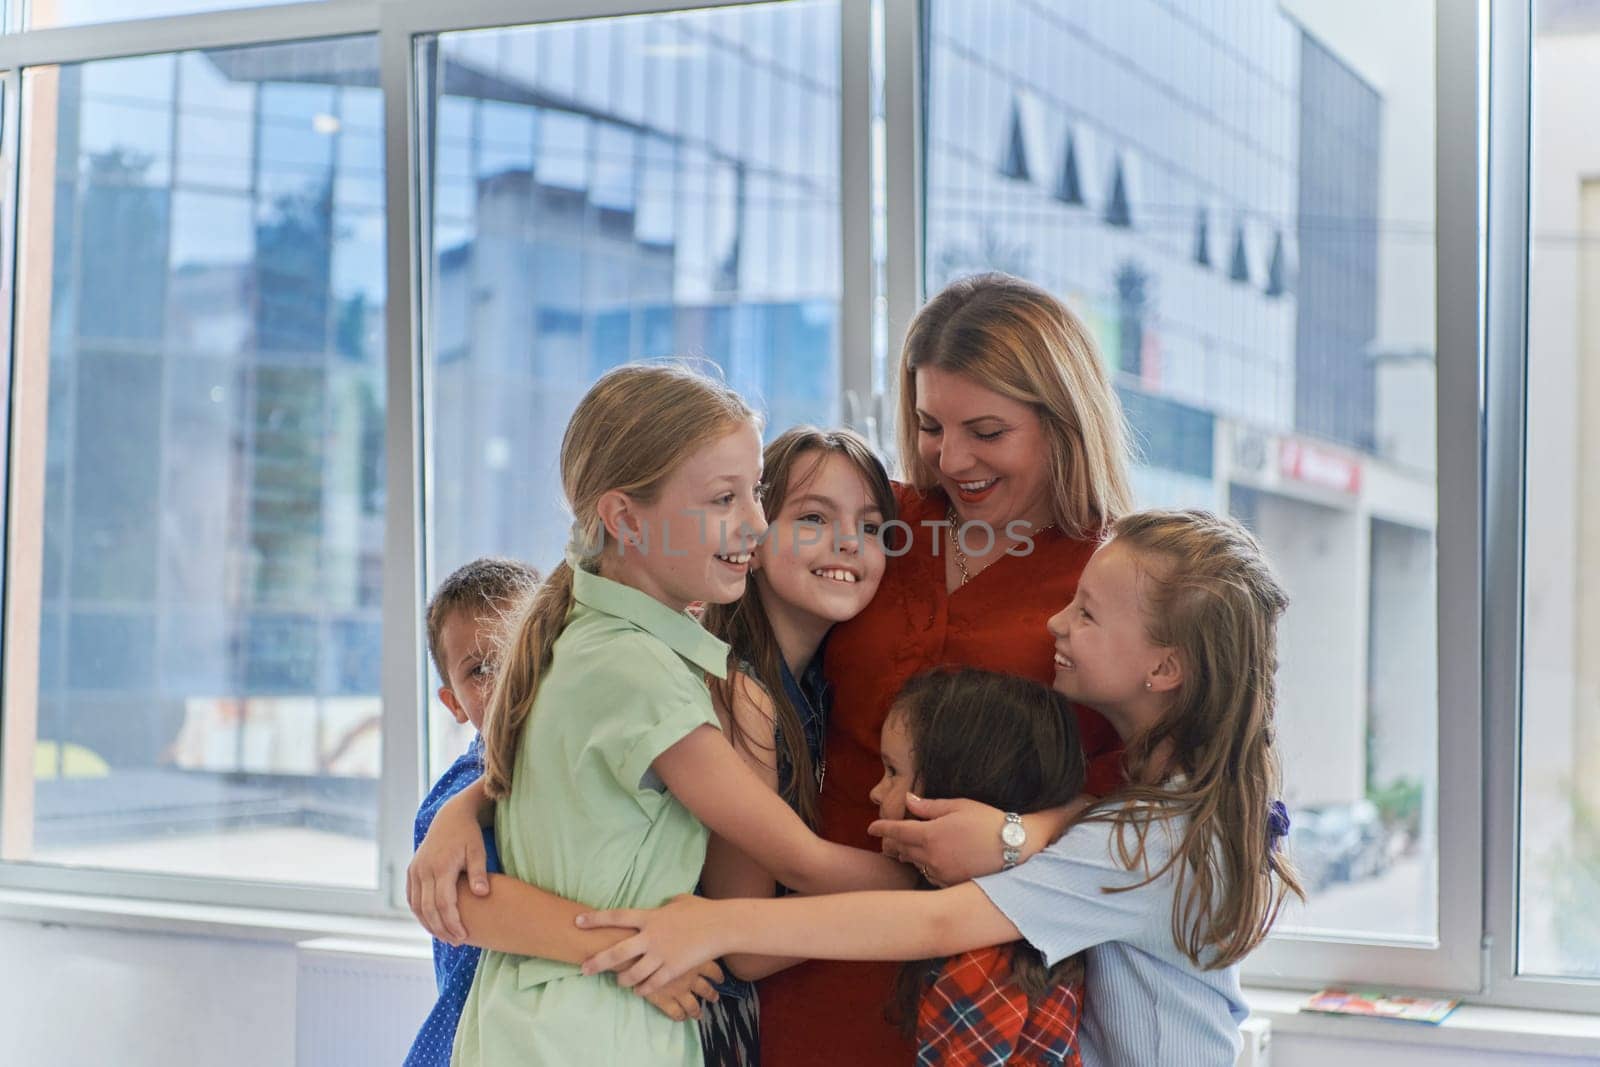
[915,945,1084,1067]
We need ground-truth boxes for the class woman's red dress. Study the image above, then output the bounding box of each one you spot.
[758,485,1124,1065]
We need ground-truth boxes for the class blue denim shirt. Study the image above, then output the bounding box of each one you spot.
[403,736,502,1067]
[774,645,831,805]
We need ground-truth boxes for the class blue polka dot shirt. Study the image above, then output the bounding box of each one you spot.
[404,737,501,1067]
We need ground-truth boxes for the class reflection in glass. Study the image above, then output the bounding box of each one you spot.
[421,6,843,776]
[923,0,1439,941]
[15,38,385,888]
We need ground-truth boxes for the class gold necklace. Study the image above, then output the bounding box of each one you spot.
[948,506,972,586]
[947,505,1055,586]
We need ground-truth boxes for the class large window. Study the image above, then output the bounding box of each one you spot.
[0,0,1587,1018]
[922,0,1441,948]
[4,37,385,889]
[417,4,843,776]
[1520,0,1600,982]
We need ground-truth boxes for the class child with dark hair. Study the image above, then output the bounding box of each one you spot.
[405,557,539,1067]
[872,669,1087,1066]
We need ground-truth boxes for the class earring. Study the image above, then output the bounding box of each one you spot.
[1144,681,1152,690]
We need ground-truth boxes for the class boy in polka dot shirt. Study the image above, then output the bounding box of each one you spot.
[404,558,539,1067]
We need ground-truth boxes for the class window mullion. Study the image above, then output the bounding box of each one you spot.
[375,6,424,913]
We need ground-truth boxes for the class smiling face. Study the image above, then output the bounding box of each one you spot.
[1047,538,1177,737]
[868,705,916,821]
[754,450,888,627]
[611,421,768,612]
[914,365,1053,529]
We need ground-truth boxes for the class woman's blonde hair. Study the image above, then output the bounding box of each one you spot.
[481,362,758,798]
[896,272,1134,539]
[1091,508,1303,968]
[700,427,896,827]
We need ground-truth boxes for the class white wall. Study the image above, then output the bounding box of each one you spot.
[4,918,1588,1067]
[0,919,299,1067]
[1366,518,1436,792]
[1253,492,1368,809]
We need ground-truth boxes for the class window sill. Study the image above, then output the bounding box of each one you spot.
[1244,987,1600,1059]
[0,886,425,950]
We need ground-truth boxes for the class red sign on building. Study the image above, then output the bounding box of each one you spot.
[1279,438,1362,494]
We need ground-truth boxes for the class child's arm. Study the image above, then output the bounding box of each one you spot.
[456,873,629,961]
[577,883,1020,996]
[408,779,496,943]
[655,725,917,896]
[453,873,726,1022]
[698,673,780,903]
[697,676,804,983]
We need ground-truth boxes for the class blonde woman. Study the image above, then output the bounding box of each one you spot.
[757,272,1137,1064]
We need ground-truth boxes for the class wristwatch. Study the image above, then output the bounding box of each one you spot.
[1001,812,1026,870]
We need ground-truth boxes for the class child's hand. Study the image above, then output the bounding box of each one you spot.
[577,894,728,997]
[407,791,491,944]
[869,794,1091,885]
[868,795,1005,886]
[641,959,724,1022]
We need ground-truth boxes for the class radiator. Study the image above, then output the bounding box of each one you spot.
[296,936,437,1067]
[1238,1015,1273,1067]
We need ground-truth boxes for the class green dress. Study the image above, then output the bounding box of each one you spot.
[452,561,729,1066]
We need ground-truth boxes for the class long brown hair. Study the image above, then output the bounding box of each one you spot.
[886,668,1087,1033]
[896,272,1134,539]
[481,362,758,799]
[1091,509,1304,968]
[700,427,895,827]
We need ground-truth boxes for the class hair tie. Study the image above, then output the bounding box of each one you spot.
[1267,800,1291,852]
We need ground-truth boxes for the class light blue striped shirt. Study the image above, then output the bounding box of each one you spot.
[974,811,1246,1066]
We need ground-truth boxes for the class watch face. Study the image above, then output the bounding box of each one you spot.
[1001,822,1027,848]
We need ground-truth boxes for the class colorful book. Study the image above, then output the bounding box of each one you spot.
[1302,988,1460,1025]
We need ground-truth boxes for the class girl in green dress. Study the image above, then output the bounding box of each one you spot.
[447,364,912,1067]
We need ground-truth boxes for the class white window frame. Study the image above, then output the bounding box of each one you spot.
[0,0,876,917]
[0,0,1594,1017]
[378,0,873,910]
[0,0,396,918]
[1242,0,1489,993]
[1481,0,1600,1014]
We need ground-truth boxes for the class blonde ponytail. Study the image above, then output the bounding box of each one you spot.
[482,560,576,798]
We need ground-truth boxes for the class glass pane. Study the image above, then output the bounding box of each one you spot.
[6,38,384,889]
[27,0,319,29]
[420,4,843,778]
[923,0,1438,941]
[1520,0,1600,980]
